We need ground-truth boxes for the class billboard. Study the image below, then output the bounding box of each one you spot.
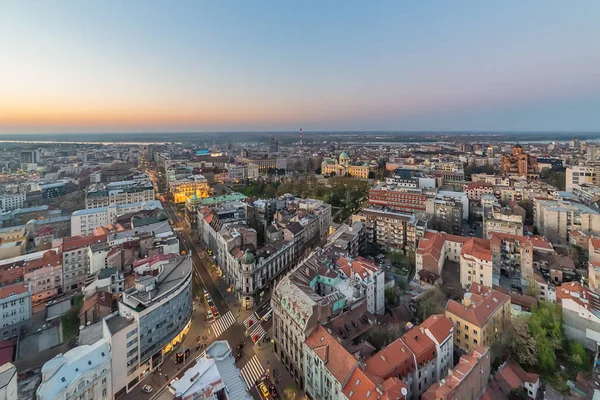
[196,149,209,156]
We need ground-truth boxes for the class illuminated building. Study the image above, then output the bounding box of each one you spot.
[169,175,210,203]
[321,152,375,178]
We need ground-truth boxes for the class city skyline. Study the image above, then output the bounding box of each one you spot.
[1,0,600,134]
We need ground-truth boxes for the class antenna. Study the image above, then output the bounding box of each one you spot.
[299,128,303,146]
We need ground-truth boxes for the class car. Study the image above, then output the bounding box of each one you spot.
[169,377,179,386]
[259,383,270,397]
[269,384,279,397]
[211,306,219,317]
[142,385,153,393]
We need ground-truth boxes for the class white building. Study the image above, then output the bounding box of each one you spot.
[72,200,163,236]
[460,238,493,289]
[566,165,595,192]
[534,199,600,244]
[168,341,251,400]
[0,282,32,340]
[0,192,26,212]
[37,339,112,400]
[336,256,385,315]
[0,363,17,400]
[85,180,155,209]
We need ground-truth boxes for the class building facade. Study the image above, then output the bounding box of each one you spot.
[0,282,32,340]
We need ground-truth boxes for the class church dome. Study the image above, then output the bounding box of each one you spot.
[339,151,349,158]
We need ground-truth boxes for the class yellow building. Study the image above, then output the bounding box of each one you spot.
[445,283,511,352]
[170,175,210,203]
[0,227,28,260]
[321,152,374,178]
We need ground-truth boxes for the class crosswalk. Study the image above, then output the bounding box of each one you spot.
[211,311,236,337]
[240,355,265,389]
[248,323,266,343]
[243,312,258,329]
[196,350,206,360]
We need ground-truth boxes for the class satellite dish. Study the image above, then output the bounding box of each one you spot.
[401,387,408,397]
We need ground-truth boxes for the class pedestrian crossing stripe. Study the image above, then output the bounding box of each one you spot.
[211,311,236,337]
[240,355,265,389]
[243,312,258,328]
[196,350,206,360]
[248,323,266,342]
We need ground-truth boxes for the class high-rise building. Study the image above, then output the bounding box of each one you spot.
[566,165,595,192]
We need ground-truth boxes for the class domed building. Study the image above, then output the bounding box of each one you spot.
[321,151,374,178]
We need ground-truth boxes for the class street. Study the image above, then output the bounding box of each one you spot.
[120,196,297,400]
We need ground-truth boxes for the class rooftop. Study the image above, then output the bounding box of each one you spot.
[445,283,511,328]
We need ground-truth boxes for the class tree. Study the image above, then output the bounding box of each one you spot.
[507,317,538,368]
[508,387,529,400]
[417,287,446,321]
[524,277,540,298]
[283,385,298,400]
[385,287,399,307]
[529,301,564,372]
[388,250,404,266]
[567,340,589,369]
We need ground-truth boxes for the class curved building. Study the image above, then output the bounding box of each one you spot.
[103,255,193,397]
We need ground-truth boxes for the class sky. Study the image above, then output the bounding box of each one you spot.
[0,0,599,134]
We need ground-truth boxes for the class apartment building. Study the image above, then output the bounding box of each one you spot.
[534,199,600,244]
[463,182,494,203]
[62,234,107,291]
[555,281,600,350]
[272,251,370,388]
[0,282,32,340]
[422,347,491,400]
[460,238,493,288]
[103,256,193,397]
[415,231,469,276]
[566,165,596,192]
[432,197,463,235]
[369,183,429,214]
[483,206,524,238]
[0,363,17,400]
[359,208,419,252]
[0,192,25,212]
[37,339,112,400]
[23,249,63,305]
[336,256,385,315]
[445,283,511,352]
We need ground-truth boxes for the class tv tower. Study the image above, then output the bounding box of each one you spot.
[299,128,303,146]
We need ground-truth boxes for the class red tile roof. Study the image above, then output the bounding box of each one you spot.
[365,337,414,380]
[420,314,453,344]
[0,282,30,300]
[401,327,436,366]
[337,256,379,280]
[305,325,357,384]
[461,238,492,262]
[445,283,510,328]
[62,234,107,252]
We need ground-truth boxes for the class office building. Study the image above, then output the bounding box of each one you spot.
[368,183,428,214]
[566,165,596,192]
[103,256,193,397]
[71,200,163,236]
[85,180,155,209]
[0,193,25,212]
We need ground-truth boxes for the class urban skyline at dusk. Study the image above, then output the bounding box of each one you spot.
[1,0,600,134]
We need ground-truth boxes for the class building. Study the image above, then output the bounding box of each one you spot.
[0,282,32,340]
[464,182,494,203]
[23,249,63,305]
[445,283,511,352]
[415,231,469,276]
[85,180,155,209]
[62,234,108,291]
[36,339,111,400]
[0,192,25,212]
[566,165,596,192]
[169,175,210,203]
[359,208,420,252]
[421,347,491,400]
[336,256,385,315]
[71,200,163,236]
[39,182,66,199]
[168,341,251,400]
[460,238,493,288]
[0,362,17,400]
[103,256,193,397]
[494,359,540,400]
[369,183,428,214]
[534,199,600,243]
[555,281,600,350]
[483,206,524,238]
[272,250,369,388]
[269,136,279,153]
[240,156,277,172]
[500,145,538,177]
[432,197,463,235]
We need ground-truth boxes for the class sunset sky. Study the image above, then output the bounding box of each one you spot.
[1,0,599,134]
